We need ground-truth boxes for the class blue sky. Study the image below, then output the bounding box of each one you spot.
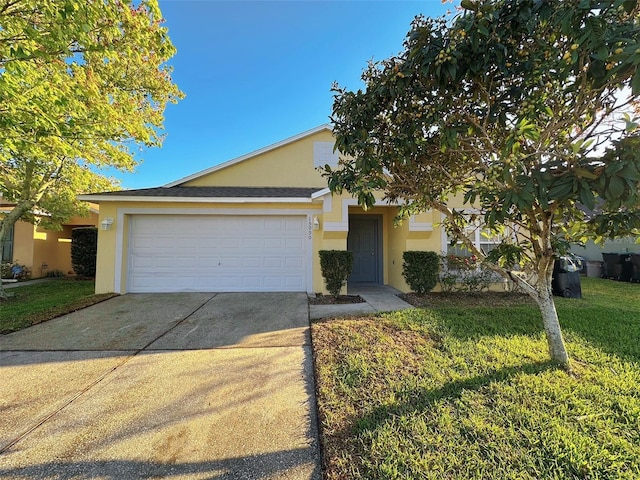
[119,0,454,189]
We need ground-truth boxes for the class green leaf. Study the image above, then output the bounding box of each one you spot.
[461,0,478,11]
[579,186,596,210]
[574,167,598,180]
[632,69,640,95]
[608,176,625,199]
[548,180,574,200]
[622,0,638,13]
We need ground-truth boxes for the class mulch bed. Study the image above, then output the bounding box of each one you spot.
[309,294,366,305]
[401,291,534,308]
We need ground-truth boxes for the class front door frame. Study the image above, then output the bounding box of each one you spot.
[347,214,383,284]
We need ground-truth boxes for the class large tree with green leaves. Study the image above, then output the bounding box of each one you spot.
[0,0,182,295]
[325,0,640,368]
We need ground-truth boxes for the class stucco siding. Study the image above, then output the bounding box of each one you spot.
[11,221,35,268]
[182,130,334,188]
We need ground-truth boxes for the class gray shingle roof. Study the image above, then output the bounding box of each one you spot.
[82,186,323,198]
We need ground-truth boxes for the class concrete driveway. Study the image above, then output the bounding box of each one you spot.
[0,293,320,480]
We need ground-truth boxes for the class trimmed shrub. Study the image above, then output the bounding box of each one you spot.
[402,251,439,294]
[71,227,98,277]
[319,250,354,298]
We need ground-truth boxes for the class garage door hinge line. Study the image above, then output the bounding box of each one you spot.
[0,294,218,455]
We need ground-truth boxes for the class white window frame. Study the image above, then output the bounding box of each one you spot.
[441,214,505,257]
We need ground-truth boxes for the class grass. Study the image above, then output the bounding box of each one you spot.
[0,279,117,334]
[312,277,640,479]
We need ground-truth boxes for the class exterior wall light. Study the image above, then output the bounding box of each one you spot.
[100,217,114,231]
[313,216,320,230]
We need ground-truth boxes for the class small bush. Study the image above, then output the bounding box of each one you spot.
[46,269,66,278]
[402,251,439,294]
[71,227,98,277]
[319,250,354,298]
[440,254,500,293]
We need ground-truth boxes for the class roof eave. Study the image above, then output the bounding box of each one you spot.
[77,195,320,204]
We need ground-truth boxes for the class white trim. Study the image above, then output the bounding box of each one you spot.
[408,215,433,232]
[323,198,357,232]
[164,124,333,187]
[113,207,322,293]
[312,188,333,216]
[323,197,401,232]
[116,207,321,216]
[305,214,314,292]
[319,195,432,232]
[78,195,316,203]
[322,195,332,217]
[311,187,331,199]
[440,218,448,255]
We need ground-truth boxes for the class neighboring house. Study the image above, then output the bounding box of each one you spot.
[80,125,466,295]
[571,238,640,262]
[0,202,99,277]
[569,202,640,262]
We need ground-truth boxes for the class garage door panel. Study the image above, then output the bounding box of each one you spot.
[242,257,261,268]
[285,257,304,268]
[285,276,305,289]
[264,257,283,268]
[219,256,241,268]
[264,238,283,248]
[285,238,304,249]
[133,257,173,269]
[242,238,262,249]
[128,215,308,293]
[199,256,221,268]
[132,236,155,248]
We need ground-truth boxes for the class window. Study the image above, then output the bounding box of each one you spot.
[445,226,502,256]
[1,224,13,263]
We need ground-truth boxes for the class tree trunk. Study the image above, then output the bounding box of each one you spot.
[506,268,571,369]
[535,287,570,369]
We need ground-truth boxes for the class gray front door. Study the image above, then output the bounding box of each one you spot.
[347,216,381,283]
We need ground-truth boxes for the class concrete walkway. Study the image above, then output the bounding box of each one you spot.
[0,292,320,480]
[309,284,413,320]
[1,277,57,289]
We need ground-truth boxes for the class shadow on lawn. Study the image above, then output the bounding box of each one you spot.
[556,304,640,362]
[350,360,556,435]
[409,299,640,364]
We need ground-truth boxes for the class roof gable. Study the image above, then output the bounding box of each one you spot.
[167,124,334,188]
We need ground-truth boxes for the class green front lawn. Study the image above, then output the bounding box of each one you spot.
[312,278,640,479]
[0,279,117,334]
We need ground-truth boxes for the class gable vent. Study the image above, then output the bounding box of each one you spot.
[313,142,339,168]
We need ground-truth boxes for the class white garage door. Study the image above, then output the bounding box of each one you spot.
[127,215,308,293]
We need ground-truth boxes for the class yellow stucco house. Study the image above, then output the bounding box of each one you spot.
[80,125,466,295]
[1,202,99,278]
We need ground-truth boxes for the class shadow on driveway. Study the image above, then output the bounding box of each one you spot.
[0,292,320,480]
[0,448,318,479]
